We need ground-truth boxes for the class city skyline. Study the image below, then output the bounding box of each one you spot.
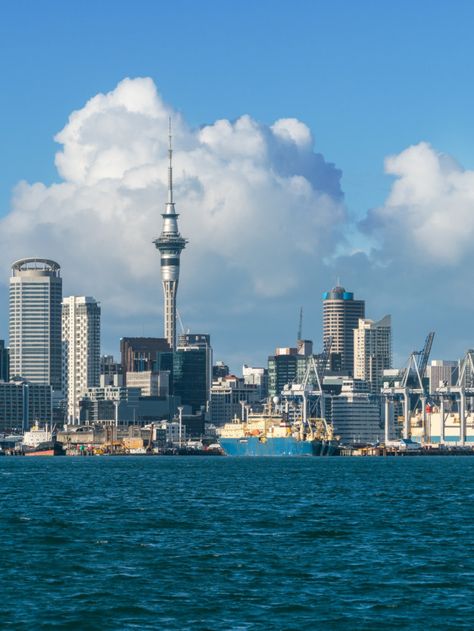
[2,3,474,370]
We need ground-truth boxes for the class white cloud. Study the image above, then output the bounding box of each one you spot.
[0,77,346,361]
[363,141,474,264]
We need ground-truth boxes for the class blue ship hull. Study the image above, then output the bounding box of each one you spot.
[218,436,338,457]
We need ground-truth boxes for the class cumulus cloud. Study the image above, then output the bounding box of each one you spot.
[362,141,474,264]
[0,77,346,359]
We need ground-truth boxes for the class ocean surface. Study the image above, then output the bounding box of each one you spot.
[1,456,474,630]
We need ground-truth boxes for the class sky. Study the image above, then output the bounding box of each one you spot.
[1,0,474,371]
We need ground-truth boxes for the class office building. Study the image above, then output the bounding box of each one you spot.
[0,380,52,433]
[120,337,171,383]
[242,365,268,400]
[322,285,365,376]
[153,125,187,350]
[213,361,230,380]
[100,355,123,387]
[9,258,62,389]
[178,333,213,397]
[426,360,458,392]
[126,371,169,397]
[354,315,392,393]
[0,340,9,382]
[210,376,261,425]
[173,345,208,413]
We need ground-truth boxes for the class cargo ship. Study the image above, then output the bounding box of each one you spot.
[24,441,65,456]
[217,404,338,456]
[22,421,65,456]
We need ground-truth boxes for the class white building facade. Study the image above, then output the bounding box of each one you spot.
[62,296,101,423]
[9,258,62,389]
[354,315,392,394]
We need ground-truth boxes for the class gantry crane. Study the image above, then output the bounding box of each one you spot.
[382,332,435,441]
[436,349,474,446]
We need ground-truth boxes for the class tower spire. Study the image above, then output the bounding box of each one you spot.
[168,116,173,205]
[153,119,188,351]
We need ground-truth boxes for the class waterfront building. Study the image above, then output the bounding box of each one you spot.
[79,386,140,424]
[78,385,182,425]
[0,340,9,382]
[210,376,260,425]
[9,258,62,389]
[330,379,382,445]
[153,123,187,350]
[120,337,171,383]
[323,285,365,376]
[0,380,52,433]
[62,296,101,423]
[354,315,392,393]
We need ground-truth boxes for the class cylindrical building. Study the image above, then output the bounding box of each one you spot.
[9,258,62,389]
[322,285,365,376]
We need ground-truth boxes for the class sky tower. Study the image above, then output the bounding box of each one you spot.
[153,121,188,350]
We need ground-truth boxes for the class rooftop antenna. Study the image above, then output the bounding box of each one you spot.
[297,306,303,341]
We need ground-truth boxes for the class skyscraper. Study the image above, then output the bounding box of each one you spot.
[9,258,62,389]
[153,122,187,351]
[353,315,392,393]
[322,285,365,376]
[62,296,101,423]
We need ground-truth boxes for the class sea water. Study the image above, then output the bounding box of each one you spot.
[1,456,473,630]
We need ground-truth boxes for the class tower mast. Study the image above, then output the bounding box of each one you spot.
[153,119,188,350]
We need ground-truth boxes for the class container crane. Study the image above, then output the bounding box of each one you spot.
[382,332,435,441]
[436,349,474,446]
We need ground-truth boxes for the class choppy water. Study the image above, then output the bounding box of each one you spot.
[1,456,474,630]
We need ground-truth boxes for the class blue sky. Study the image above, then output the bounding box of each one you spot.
[1,0,474,368]
[3,0,474,219]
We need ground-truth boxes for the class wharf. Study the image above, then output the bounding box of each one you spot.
[340,445,474,457]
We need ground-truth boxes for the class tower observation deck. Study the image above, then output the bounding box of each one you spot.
[153,121,188,351]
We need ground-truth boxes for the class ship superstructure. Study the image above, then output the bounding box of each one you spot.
[153,121,188,350]
[218,401,338,456]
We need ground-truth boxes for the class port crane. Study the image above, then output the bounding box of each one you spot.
[436,349,474,446]
[280,336,333,429]
[382,332,435,441]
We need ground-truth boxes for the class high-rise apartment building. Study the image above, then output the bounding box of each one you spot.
[62,296,101,423]
[353,315,392,393]
[9,258,62,389]
[322,285,365,376]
